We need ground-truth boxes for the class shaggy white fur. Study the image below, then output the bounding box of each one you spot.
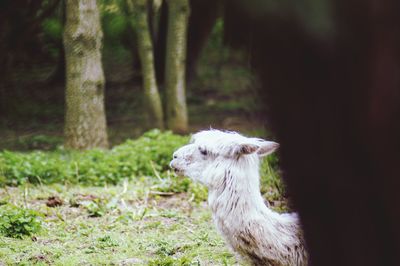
[170,130,308,266]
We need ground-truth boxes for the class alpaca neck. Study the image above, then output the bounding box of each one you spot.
[207,157,273,220]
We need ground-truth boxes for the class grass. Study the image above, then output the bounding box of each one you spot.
[0,169,286,265]
[0,130,286,265]
[0,180,238,265]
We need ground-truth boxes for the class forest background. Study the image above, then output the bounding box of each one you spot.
[0,1,282,265]
[0,0,267,151]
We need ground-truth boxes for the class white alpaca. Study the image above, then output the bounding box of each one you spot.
[170,130,308,266]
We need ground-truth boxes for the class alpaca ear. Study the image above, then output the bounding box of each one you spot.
[235,143,260,156]
[256,141,279,157]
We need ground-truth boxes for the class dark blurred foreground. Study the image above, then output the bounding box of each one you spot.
[225,0,400,265]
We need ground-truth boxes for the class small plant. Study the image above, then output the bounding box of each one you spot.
[152,173,191,194]
[260,153,284,196]
[97,235,119,248]
[0,204,42,238]
[148,257,176,266]
[80,199,107,217]
[148,255,197,266]
[188,183,208,203]
[153,240,177,257]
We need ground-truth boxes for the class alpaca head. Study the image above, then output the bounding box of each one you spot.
[170,130,279,186]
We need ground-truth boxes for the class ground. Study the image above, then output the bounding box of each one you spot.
[0,171,287,266]
[0,180,235,265]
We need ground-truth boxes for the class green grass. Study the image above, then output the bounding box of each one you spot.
[0,174,286,265]
[0,130,286,265]
[0,181,238,265]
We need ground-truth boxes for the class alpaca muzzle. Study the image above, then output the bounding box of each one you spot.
[169,160,184,175]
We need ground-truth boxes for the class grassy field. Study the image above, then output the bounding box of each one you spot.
[0,132,285,265]
[0,170,286,265]
[0,180,236,265]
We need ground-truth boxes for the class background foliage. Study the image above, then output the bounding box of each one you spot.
[0,130,281,192]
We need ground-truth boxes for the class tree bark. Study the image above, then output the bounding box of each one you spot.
[165,0,189,133]
[63,0,108,149]
[129,0,164,129]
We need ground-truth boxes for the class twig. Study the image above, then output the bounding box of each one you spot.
[150,161,163,181]
[148,191,175,196]
[23,183,29,209]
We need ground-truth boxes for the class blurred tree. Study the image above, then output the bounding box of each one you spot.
[128,0,164,129]
[110,0,142,77]
[63,0,108,149]
[0,0,62,113]
[155,0,222,85]
[46,0,66,84]
[165,0,190,133]
[186,0,223,82]
[154,0,167,84]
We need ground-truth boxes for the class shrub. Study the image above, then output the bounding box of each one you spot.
[0,150,67,185]
[0,204,43,238]
[0,130,282,197]
[0,130,189,186]
[111,129,189,178]
[14,135,63,150]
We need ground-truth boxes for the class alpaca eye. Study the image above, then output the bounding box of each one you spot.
[199,147,208,156]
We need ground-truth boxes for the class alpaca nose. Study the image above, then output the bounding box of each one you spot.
[169,159,177,169]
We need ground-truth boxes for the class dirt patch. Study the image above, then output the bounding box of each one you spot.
[46,196,63,207]
[153,193,194,210]
[29,254,51,265]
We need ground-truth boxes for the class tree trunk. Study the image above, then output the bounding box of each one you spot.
[130,0,164,129]
[154,0,168,85]
[165,0,189,133]
[0,18,11,115]
[0,0,18,115]
[186,0,222,83]
[63,0,108,149]
[48,0,66,84]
